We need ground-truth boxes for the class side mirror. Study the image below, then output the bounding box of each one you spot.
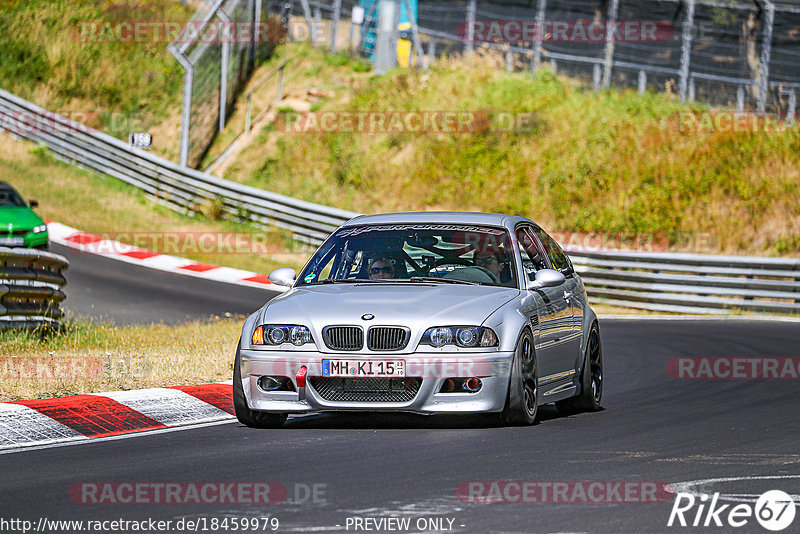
[268,267,297,287]
[527,268,566,290]
[29,200,39,208]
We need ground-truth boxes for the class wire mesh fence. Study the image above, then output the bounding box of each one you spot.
[169,0,283,168]
[290,0,800,118]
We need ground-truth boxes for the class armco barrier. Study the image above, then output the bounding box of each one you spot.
[0,89,358,246]
[0,247,68,329]
[1,89,799,315]
[568,248,800,315]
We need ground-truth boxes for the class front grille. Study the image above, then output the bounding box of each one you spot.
[323,326,363,351]
[309,377,422,403]
[367,327,409,351]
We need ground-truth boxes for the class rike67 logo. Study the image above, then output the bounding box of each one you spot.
[668,490,796,531]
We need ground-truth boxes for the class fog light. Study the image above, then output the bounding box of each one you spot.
[257,376,295,392]
[464,378,482,392]
[442,378,455,392]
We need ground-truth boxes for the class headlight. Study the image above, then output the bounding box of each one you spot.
[421,326,498,348]
[252,325,313,346]
[32,225,47,234]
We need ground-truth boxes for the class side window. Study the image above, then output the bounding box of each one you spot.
[533,227,574,276]
[516,227,548,280]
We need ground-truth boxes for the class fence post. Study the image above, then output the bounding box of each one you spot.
[788,88,796,125]
[638,70,646,94]
[505,48,512,72]
[737,85,745,111]
[331,0,342,53]
[678,0,696,102]
[252,0,262,71]
[427,36,436,70]
[758,1,775,113]
[245,96,252,133]
[314,6,322,45]
[465,0,477,54]
[531,0,546,71]
[550,59,557,75]
[300,0,315,46]
[277,65,285,101]
[374,0,398,74]
[601,0,619,88]
[688,76,695,102]
[592,63,601,91]
[177,57,193,167]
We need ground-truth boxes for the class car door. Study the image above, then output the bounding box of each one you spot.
[531,226,582,370]
[515,225,571,380]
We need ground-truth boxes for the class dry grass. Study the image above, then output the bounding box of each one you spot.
[0,315,242,402]
[223,44,800,257]
[1,134,311,274]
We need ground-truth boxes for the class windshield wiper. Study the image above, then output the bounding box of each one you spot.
[407,276,479,285]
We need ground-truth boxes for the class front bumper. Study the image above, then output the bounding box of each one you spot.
[240,349,514,414]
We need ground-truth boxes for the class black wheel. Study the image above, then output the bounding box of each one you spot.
[233,339,287,428]
[556,323,603,414]
[501,329,538,425]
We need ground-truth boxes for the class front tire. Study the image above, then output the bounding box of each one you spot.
[556,323,603,414]
[233,339,287,428]
[500,329,538,425]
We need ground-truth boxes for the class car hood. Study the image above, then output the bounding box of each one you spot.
[261,283,519,345]
[0,207,43,231]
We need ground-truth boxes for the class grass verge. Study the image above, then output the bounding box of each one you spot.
[0,0,193,139]
[0,315,242,402]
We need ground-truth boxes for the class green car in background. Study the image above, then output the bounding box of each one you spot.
[0,182,48,250]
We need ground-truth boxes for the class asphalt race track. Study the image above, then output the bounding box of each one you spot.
[52,243,280,325]
[2,316,799,533]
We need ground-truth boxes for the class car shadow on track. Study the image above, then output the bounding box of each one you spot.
[267,404,593,430]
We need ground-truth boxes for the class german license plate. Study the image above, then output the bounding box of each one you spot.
[322,359,406,378]
[0,237,24,246]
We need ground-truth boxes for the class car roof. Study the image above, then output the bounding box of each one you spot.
[343,211,533,228]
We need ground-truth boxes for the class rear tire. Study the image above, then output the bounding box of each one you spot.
[233,339,287,428]
[556,323,603,414]
[500,329,538,425]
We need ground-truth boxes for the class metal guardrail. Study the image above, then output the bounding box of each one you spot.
[568,248,800,315]
[0,247,68,330]
[2,88,799,315]
[0,89,358,245]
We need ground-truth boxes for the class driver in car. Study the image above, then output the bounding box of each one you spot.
[474,250,509,283]
[368,257,395,280]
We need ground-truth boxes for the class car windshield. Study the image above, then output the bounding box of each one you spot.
[0,188,27,208]
[297,223,518,288]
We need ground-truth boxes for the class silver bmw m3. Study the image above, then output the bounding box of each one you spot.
[233,212,603,427]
